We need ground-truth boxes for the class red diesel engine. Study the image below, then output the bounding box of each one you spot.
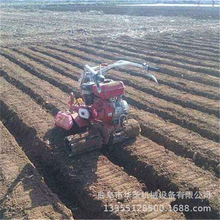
[81,80,129,125]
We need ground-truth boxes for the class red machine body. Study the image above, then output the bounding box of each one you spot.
[91,99,114,122]
[55,81,125,133]
[54,60,158,156]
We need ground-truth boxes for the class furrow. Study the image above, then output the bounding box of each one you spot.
[136,36,219,59]
[0,50,72,95]
[0,78,183,219]
[64,43,220,89]
[125,89,219,142]
[0,56,67,115]
[110,38,219,68]
[162,35,219,52]
[108,136,220,219]
[80,42,220,85]
[0,122,73,220]
[93,40,220,77]
[45,44,220,117]
[138,32,219,49]
[11,48,79,82]
[30,45,220,142]
[48,44,220,100]
[129,108,220,175]
[4,46,219,173]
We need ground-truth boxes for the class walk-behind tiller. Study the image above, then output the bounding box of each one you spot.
[55,60,159,156]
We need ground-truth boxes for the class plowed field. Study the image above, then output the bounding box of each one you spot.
[0,3,219,219]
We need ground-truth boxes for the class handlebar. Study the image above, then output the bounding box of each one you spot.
[81,60,160,86]
[147,66,160,72]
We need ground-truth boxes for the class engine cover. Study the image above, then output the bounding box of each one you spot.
[92,81,125,100]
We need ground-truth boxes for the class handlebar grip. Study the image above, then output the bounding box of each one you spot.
[148,66,160,71]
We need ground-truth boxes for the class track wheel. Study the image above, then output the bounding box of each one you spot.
[64,132,103,157]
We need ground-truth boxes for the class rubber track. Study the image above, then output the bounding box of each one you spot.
[0,70,217,218]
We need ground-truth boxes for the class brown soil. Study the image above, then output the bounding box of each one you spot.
[0,78,184,219]
[1,3,219,219]
[0,121,73,219]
